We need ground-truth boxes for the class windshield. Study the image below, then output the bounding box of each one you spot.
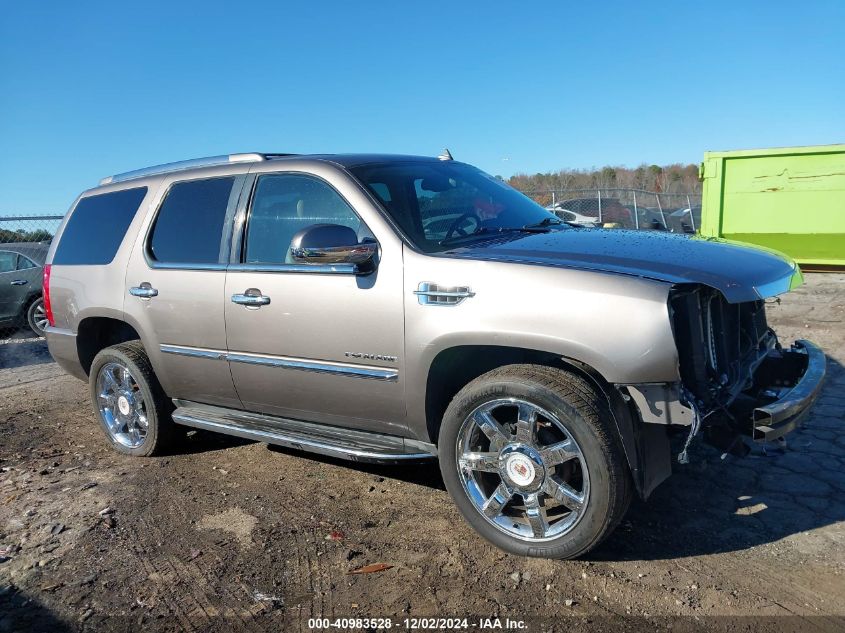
[349,161,563,252]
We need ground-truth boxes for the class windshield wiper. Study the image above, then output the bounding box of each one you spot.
[438,227,502,246]
[523,217,563,229]
[439,225,552,246]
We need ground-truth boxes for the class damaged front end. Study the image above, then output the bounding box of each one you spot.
[667,284,826,456]
[616,281,825,499]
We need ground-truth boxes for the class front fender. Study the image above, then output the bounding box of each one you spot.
[402,255,683,441]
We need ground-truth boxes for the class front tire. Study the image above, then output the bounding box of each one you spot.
[88,341,177,457]
[438,364,631,559]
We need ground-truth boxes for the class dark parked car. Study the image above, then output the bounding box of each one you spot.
[0,242,49,336]
[632,206,669,230]
[668,206,702,233]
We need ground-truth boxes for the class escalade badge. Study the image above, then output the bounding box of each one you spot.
[345,352,398,363]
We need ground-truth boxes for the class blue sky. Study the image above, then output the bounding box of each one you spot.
[1,1,843,214]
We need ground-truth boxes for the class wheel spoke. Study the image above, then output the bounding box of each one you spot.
[459,451,500,473]
[120,368,132,390]
[524,493,548,538]
[102,370,119,393]
[474,410,509,450]
[109,415,124,435]
[482,482,513,518]
[515,403,537,445]
[543,476,585,511]
[540,439,580,466]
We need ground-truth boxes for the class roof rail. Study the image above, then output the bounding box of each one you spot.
[99,153,269,186]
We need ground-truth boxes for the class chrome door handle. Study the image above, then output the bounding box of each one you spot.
[10,280,28,286]
[231,289,271,307]
[129,283,158,298]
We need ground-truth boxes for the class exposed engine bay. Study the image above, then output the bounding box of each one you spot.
[669,284,823,455]
[671,285,774,409]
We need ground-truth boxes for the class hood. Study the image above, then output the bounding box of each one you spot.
[445,228,802,303]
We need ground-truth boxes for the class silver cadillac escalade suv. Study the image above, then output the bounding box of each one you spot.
[44,152,825,559]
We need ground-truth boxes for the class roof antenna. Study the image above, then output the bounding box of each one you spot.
[437,148,453,161]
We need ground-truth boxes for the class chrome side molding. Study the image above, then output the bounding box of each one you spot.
[159,344,398,381]
[227,262,357,275]
[227,352,398,381]
[160,345,227,361]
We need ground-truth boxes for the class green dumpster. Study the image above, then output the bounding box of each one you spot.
[699,144,845,267]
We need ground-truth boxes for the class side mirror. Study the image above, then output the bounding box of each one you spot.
[290,224,377,273]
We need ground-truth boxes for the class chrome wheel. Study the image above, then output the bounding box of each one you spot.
[456,398,590,542]
[32,300,48,334]
[95,362,149,449]
[26,298,48,336]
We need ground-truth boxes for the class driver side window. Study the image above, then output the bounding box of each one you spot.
[244,174,367,265]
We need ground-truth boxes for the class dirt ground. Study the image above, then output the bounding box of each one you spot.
[1,274,843,632]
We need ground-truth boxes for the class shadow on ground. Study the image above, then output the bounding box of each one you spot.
[266,443,447,490]
[0,336,52,370]
[0,587,74,633]
[179,429,255,455]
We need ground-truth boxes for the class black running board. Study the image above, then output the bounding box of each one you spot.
[171,400,437,464]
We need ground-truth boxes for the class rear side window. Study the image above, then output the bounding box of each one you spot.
[149,177,235,264]
[17,256,36,270]
[53,187,147,265]
[0,251,15,273]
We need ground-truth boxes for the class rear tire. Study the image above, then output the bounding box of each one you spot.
[438,364,631,559]
[88,341,178,457]
[25,297,48,337]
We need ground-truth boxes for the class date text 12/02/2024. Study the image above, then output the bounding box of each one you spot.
[307,617,527,629]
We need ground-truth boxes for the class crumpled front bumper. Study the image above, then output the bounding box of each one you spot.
[750,340,826,442]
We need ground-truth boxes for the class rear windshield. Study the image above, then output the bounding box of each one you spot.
[53,187,147,265]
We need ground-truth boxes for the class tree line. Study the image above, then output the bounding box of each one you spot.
[0,228,53,244]
[505,163,701,196]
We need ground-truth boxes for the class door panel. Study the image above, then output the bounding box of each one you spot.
[123,173,246,408]
[224,268,405,434]
[124,268,239,407]
[224,171,405,435]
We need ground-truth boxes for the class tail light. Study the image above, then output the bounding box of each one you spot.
[42,264,55,328]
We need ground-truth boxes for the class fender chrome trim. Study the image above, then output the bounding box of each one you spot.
[414,281,475,306]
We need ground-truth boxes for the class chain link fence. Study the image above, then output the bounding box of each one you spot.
[0,214,63,340]
[521,188,702,232]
